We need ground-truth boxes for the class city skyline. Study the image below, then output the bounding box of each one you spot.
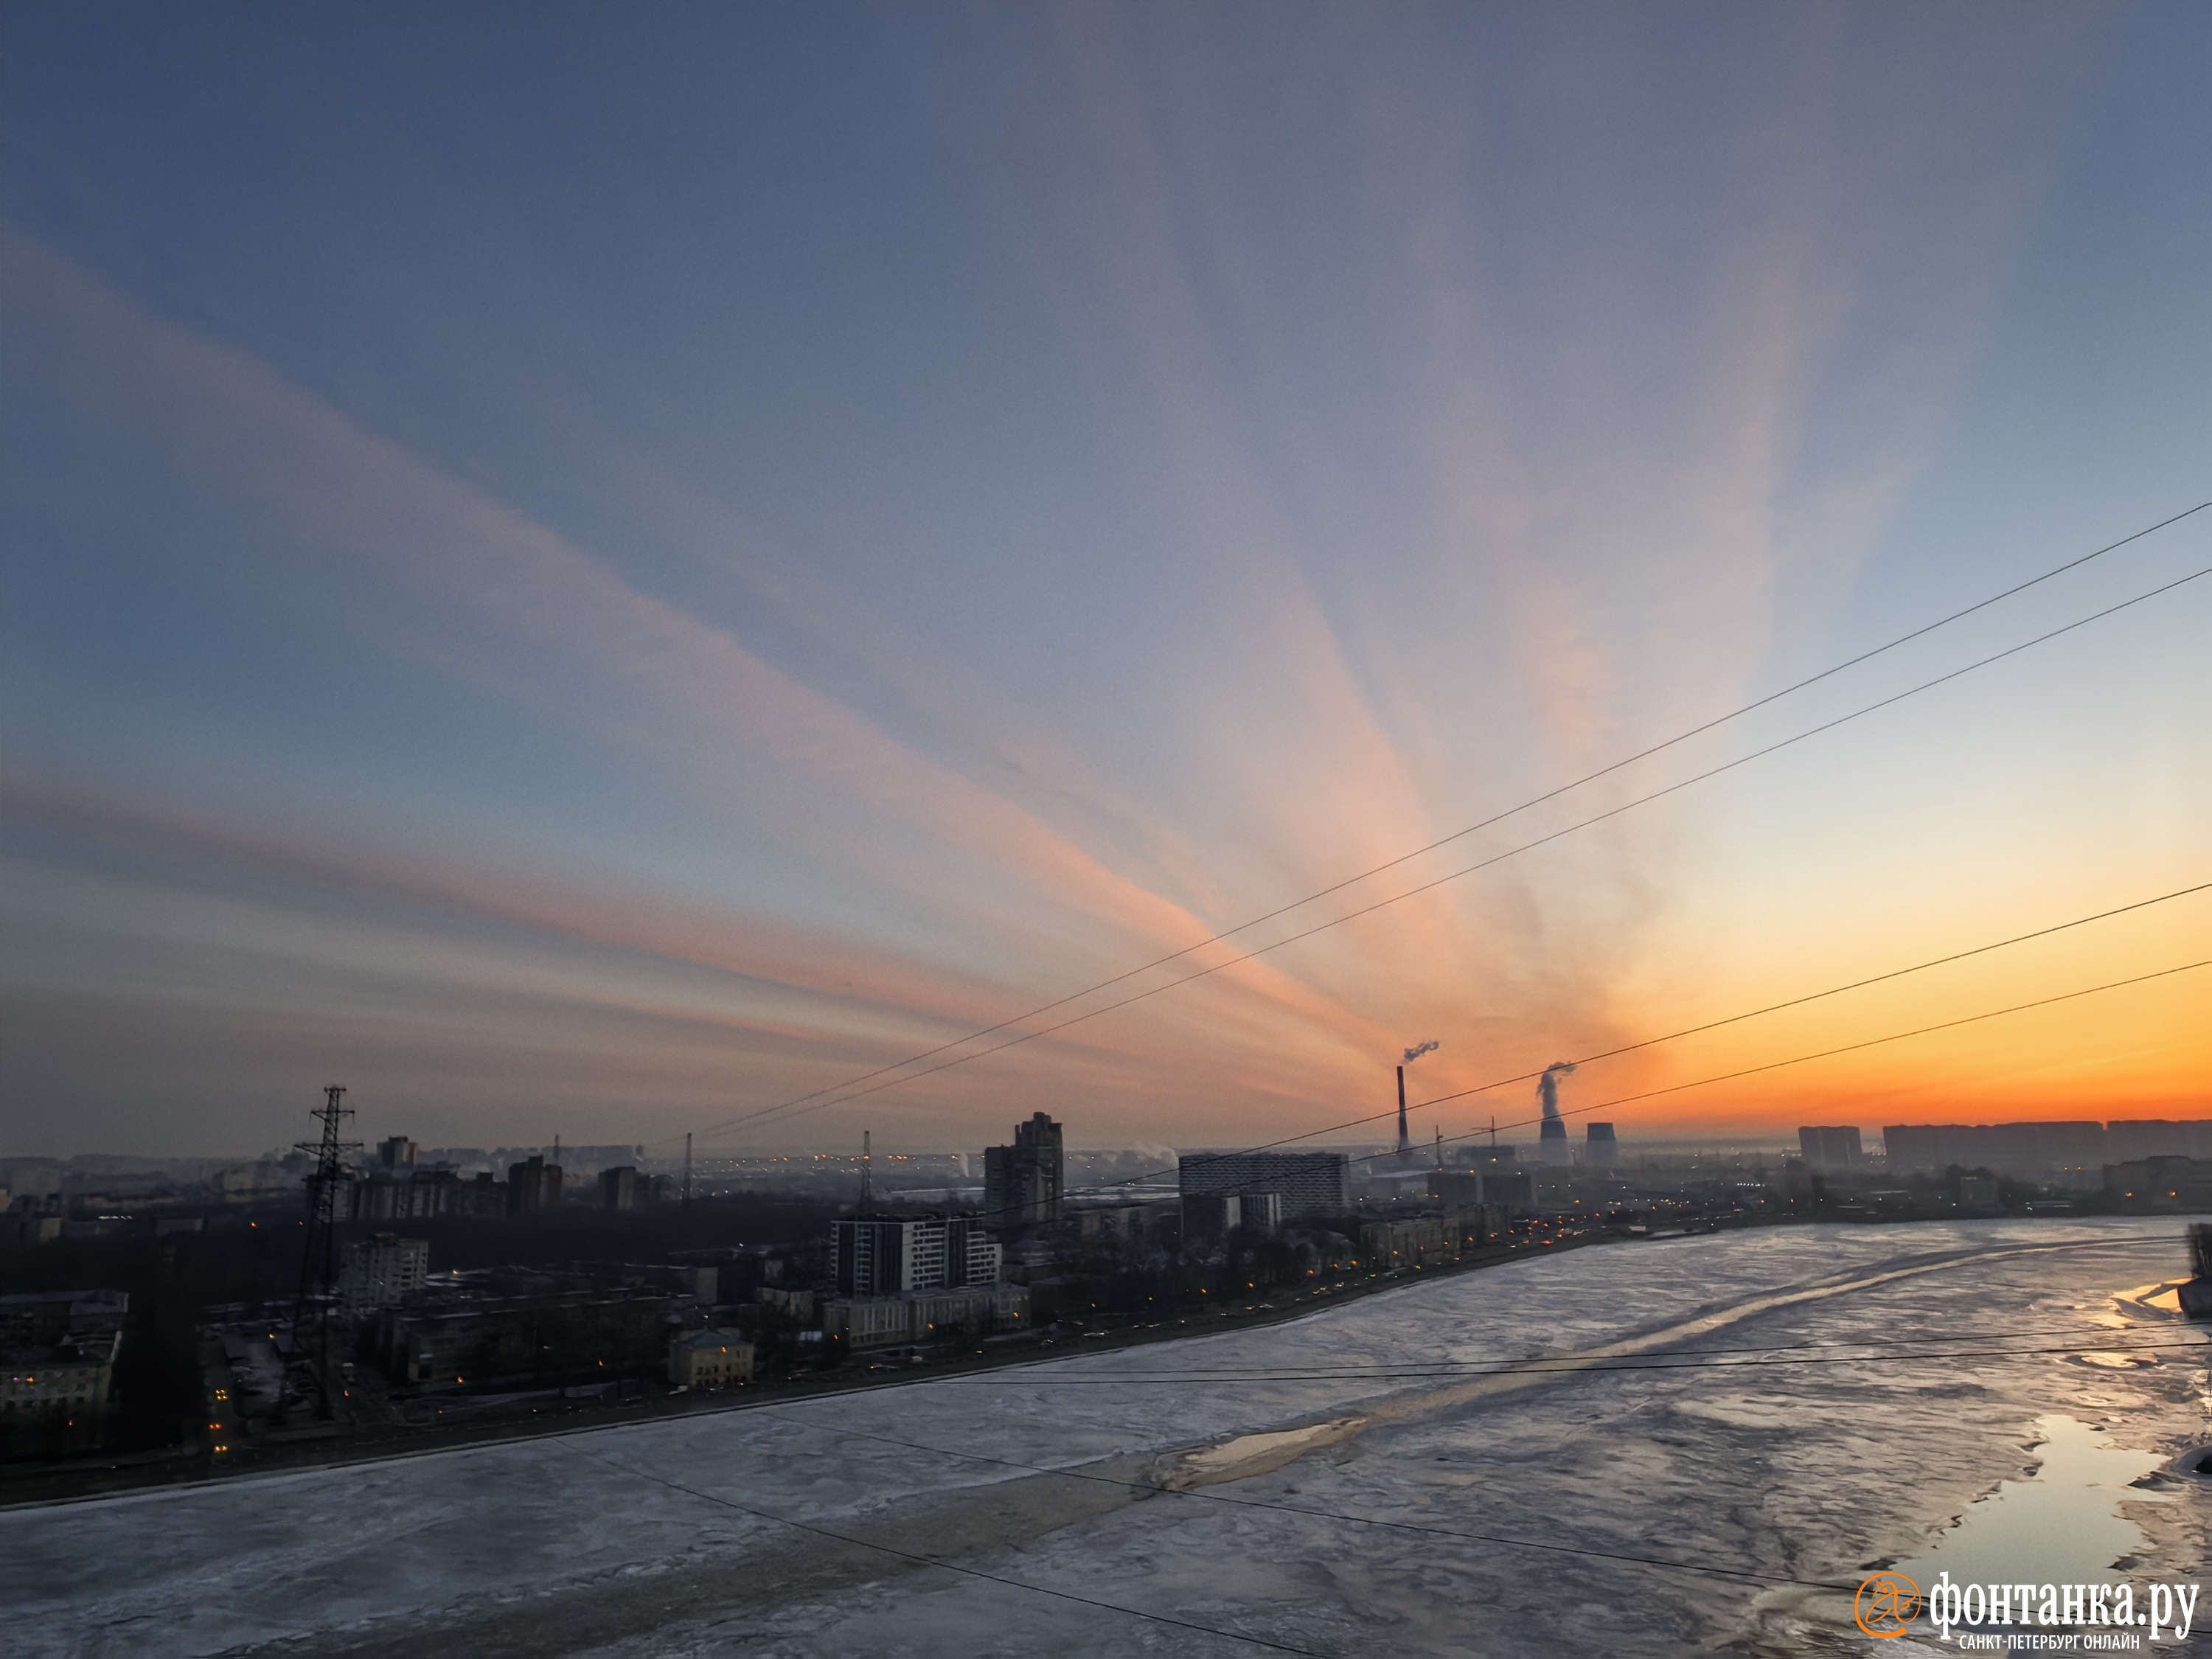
[4,4,2208,1158]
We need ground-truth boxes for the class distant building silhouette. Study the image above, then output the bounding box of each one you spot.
[1798,1126,1863,1171]
[1181,1191,1282,1241]
[338,1233,428,1307]
[1883,1121,2104,1173]
[1176,1150,1349,1219]
[984,1113,1064,1230]
[507,1155,562,1216]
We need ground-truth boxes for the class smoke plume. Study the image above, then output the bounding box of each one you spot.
[1538,1060,1576,1121]
[1402,1040,1441,1065]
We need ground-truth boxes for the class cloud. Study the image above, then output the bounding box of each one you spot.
[0,771,1015,1036]
[3,230,1270,969]
[2,234,1425,1124]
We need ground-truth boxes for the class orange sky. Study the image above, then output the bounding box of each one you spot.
[4,9,2208,1157]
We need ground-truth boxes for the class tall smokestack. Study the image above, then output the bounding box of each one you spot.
[1394,1042,1437,1169]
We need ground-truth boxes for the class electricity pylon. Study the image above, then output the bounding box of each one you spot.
[294,1085,361,1417]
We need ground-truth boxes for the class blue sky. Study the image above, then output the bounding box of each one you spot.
[3,2,2207,1158]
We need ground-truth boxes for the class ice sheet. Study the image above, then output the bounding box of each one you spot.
[7,1217,2206,1656]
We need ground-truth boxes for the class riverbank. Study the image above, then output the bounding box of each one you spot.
[1,1217,1630,1509]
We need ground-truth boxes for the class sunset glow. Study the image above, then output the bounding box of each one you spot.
[3,6,2205,1156]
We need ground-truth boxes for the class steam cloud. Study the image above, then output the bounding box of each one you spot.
[1402,1040,1441,1065]
[1538,1061,1577,1120]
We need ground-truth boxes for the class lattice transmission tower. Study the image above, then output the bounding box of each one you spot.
[294,1085,361,1416]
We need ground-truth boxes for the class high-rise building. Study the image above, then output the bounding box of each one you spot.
[507,1155,563,1215]
[833,1214,1001,1295]
[1176,1150,1350,1218]
[983,1113,1065,1230]
[601,1165,638,1211]
[376,1136,417,1170]
[1798,1126,1864,1171]
[404,1169,462,1219]
[338,1233,428,1307]
[1877,1120,2212,1172]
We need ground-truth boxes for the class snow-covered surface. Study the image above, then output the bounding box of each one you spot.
[8,1219,2208,1655]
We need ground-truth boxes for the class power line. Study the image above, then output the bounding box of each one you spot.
[708,560,2211,1144]
[926,885,2199,1205]
[662,947,2203,1244]
[1380,956,2212,1166]
[1136,880,2208,1198]
[674,501,2208,1147]
[579,1449,1328,1655]
[668,937,2206,1211]
[1054,953,2209,1198]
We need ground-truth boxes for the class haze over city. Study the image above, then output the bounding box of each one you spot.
[4,8,2208,1155]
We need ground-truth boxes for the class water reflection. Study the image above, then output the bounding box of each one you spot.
[1897,1413,2167,1601]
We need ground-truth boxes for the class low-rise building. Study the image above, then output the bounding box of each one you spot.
[669,1328,754,1388]
[820,1283,1030,1352]
[1358,1210,1497,1270]
[0,1289,129,1452]
[367,1275,699,1387]
[0,1332,122,1422]
[2105,1157,2212,1211]
[756,1286,815,1321]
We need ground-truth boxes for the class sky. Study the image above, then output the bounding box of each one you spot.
[2,1,2208,1160]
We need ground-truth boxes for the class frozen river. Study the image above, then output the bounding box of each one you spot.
[9,1218,2211,1655]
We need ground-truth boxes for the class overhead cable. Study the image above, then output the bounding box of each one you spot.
[709,560,2211,1144]
[681,502,2208,1146]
